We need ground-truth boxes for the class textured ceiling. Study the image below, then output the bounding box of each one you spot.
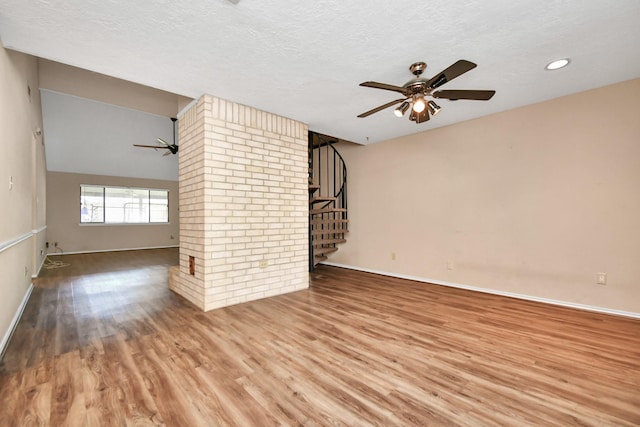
[1,0,640,144]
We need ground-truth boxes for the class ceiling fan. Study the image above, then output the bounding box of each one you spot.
[134,117,178,156]
[357,60,495,124]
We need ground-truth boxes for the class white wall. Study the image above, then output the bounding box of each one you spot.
[47,172,179,254]
[38,59,192,117]
[0,41,47,354]
[331,79,640,315]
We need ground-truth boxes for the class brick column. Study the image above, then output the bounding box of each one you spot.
[169,95,309,311]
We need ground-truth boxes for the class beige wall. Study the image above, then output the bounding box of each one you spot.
[47,172,179,254]
[331,79,640,314]
[0,41,46,353]
[38,59,192,117]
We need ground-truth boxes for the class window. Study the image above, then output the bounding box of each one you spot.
[80,185,169,224]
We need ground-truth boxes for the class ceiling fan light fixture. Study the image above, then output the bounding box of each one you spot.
[428,100,441,115]
[412,96,426,113]
[394,101,410,117]
[545,58,570,70]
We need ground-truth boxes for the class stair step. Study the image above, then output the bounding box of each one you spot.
[308,184,320,193]
[310,218,349,226]
[314,246,339,256]
[311,228,349,235]
[311,229,347,237]
[312,228,348,234]
[313,255,328,265]
[313,238,346,246]
[309,196,336,205]
[310,207,347,215]
[311,223,348,230]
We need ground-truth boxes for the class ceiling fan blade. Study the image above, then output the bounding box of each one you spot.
[157,138,169,146]
[357,98,407,118]
[134,144,169,149]
[360,81,410,96]
[433,90,496,101]
[426,60,477,89]
[162,150,172,157]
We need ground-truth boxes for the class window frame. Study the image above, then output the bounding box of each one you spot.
[80,184,170,225]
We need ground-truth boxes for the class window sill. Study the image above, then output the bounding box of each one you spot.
[79,222,172,227]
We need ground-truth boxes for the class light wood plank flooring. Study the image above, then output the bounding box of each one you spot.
[1,248,639,426]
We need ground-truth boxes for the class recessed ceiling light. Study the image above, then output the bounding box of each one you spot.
[545,58,570,70]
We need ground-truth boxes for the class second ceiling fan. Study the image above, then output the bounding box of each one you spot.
[358,60,495,123]
[134,117,178,156]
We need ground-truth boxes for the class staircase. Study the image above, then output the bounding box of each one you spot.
[308,131,348,270]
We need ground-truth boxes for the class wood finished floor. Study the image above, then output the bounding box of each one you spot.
[1,248,639,426]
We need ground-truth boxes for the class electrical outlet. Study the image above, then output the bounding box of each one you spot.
[24,266,28,277]
[597,272,607,285]
[259,260,268,268]
[54,242,58,247]
[391,252,396,261]
[446,260,454,270]
[46,242,49,248]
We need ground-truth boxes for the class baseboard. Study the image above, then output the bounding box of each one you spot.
[47,245,179,256]
[320,262,640,320]
[33,253,47,278]
[0,283,34,360]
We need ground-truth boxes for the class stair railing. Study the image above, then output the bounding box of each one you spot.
[308,131,347,271]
